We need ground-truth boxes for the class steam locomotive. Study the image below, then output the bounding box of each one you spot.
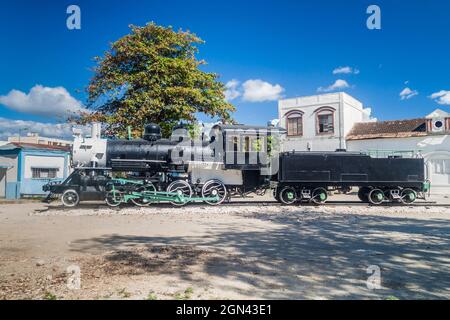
[43,123,429,207]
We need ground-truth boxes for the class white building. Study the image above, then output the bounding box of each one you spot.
[8,133,72,147]
[347,109,450,195]
[278,92,367,151]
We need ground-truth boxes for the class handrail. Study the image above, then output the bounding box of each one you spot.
[363,149,423,159]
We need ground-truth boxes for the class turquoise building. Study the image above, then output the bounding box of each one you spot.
[0,143,70,199]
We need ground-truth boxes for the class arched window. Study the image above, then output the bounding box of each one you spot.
[315,107,335,135]
[285,111,303,136]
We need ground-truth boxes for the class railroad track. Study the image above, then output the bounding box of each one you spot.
[43,199,450,211]
[218,200,449,207]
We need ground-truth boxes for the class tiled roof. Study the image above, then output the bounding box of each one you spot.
[347,118,427,140]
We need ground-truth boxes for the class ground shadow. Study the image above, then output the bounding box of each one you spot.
[69,208,450,299]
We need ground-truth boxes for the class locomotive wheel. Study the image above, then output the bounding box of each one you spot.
[61,189,80,207]
[167,180,193,206]
[279,187,297,205]
[105,190,122,207]
[131,183,157,207]
[368,188,385,205]
[400,188,417,204]
[311,187,328,204]
[358,187,371,202]
[202,180,227,205]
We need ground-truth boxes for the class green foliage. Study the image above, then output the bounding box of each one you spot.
[174,287,194,300]
[43,292,57,300]
[187,122,202,139]
[117,288,131,298]
[252,138,263,152]
[267,135,281,156]
[185,287,194,296]
[146,291,158,300]
[81,22,235,137]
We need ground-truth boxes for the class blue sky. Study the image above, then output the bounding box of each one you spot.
[0,0,449,137]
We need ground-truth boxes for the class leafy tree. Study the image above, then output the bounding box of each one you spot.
[81,22,235,137]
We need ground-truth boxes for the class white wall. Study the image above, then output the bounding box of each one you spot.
[279,92,364,152]
[23,155,65,179]
[347,135,450,194]
[342,94,365,137]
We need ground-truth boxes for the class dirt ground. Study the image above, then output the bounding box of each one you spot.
[1,196,450,300]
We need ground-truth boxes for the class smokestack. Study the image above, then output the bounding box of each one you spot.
[91,123,101,139]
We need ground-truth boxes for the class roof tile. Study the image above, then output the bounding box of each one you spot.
[347,118,427,140]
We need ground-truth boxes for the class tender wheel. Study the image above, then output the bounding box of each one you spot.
[358,187,371,202]
[167,180,193,206]
[368,188,385,205]
[279,187,297,205]
[105,190,122,207]
[311,187,328,204]
[201,180,227,205]
[401,188,417,204]
[131,183,156,207]
[61,189,80,207]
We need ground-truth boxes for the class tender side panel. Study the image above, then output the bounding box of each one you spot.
[279,153,424,187]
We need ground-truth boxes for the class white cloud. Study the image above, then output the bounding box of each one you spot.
[242,79,284,102]
[0,118,89,141]
[224,79,241,101]
[429,90,450,105]
[332,66,360,75]
[270,118,280,126]
[399,87,418,100]
[0,85,85,119]
[362,107,377,122]
[317,79,350,92]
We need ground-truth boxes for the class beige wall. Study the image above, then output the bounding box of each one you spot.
[0,169,6,197]
[0,154,18,198]
[8,136,72,147]
[0,154,18,183]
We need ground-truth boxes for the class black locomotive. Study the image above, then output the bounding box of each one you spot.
[43,123,429,207]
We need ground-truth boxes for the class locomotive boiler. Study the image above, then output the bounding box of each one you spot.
[73,123,211,171]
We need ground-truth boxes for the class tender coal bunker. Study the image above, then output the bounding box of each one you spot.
[279,152,425,188]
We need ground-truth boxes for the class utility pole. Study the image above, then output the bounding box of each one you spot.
[18,128,29,143]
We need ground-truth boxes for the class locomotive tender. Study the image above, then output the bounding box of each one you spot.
[43,122,429,207]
